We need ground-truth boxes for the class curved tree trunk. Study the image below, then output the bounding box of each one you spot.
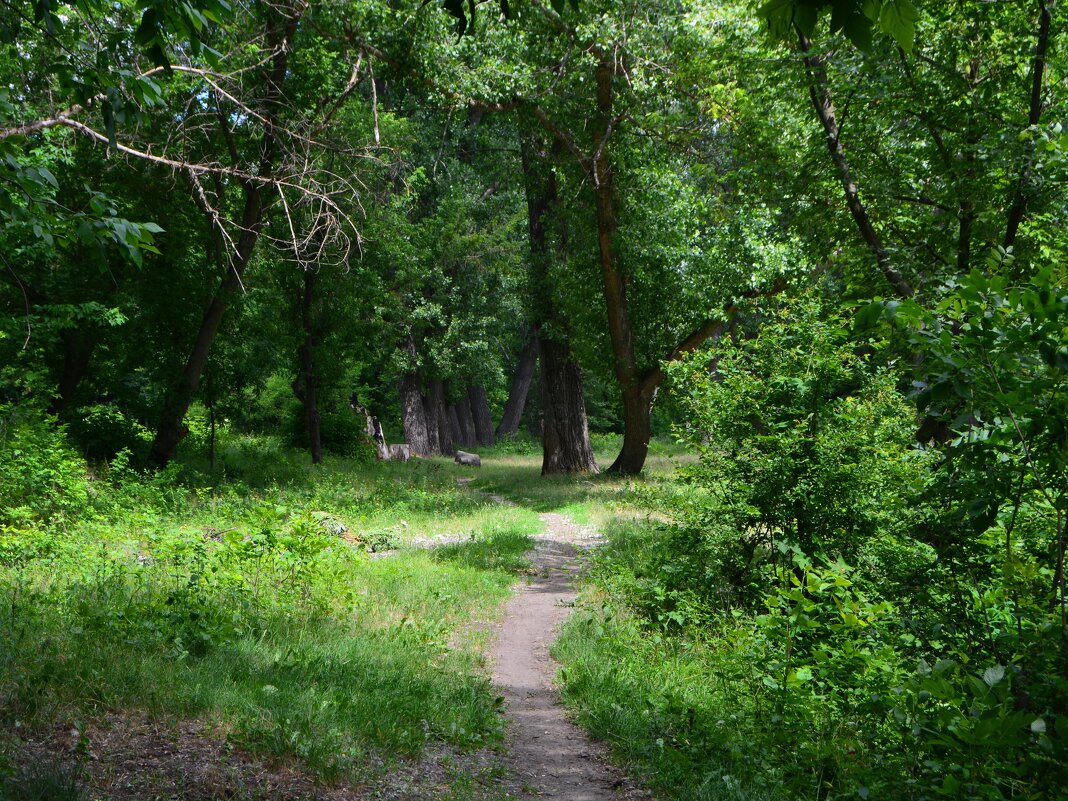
[468,384,495,447]
[540,334,597,474]
[150,183,265,467]
[608,385,654,475]
[148,7,302,467]
[496,337,539,439]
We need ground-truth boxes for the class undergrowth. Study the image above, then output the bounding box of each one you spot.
[0,426,538,787]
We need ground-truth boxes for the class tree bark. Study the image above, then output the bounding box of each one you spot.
[496,337,539,439]
[798,32,914,299]
[422,392,441,456]
[447,402,463,445]
[399,336,431,456]
[1004,0,1053,252]
[589,59,650,475]
[427,378,454,455]
[148,7,302,467]
[539,334,597,474]
[455,395,477,447]
[297,269,322,464]
[468,384,495,447]
[521,135,596,474]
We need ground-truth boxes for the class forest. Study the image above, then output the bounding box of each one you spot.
[0,0,1066,798]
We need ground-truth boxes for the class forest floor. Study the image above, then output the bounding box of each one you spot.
[0,440,685,801]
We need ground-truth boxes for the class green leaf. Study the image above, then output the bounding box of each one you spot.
[879,0,919,53]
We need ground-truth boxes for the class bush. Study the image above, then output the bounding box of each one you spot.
[668,295,930,563]
[64,402,152,461]
[0,405,92,527]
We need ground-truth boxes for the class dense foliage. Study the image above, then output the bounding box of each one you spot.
[1,0,1066,798]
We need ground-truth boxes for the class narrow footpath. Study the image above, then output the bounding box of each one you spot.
[488,510,649,801]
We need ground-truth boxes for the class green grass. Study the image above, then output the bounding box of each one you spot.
[551,519,785,801]
[470,437,689,527]
[0,433,540,786]
[0,428,695,797]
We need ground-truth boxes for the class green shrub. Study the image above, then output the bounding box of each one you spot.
[65,402,152,461]
[667,295,930,563]
[0,405,92,527]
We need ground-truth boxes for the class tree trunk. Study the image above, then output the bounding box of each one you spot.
[521,135,596,474]
[798,33,914,298]
[496,337,538,439]
[148,8,302,467]
[447,403,463,445]
[540,334,597,474]
[399,337,431,456]
[590,60,648,475]
[150,183,265,467]
[1004,0,1053,253]
[609,385,655,475]
[422,392,441,456]
[428,378,454,455]
[455,395,477,447]
[468,384,495,447]
[297,269,322,464]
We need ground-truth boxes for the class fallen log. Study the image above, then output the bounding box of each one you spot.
[454,450,481,467]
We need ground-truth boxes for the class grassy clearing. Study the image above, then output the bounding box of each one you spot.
[471,436,690,527]
[0,433,539,790]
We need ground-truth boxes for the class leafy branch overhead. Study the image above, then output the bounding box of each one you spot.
[760,0,920,52]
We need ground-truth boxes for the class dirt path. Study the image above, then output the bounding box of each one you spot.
[488,511,649,801]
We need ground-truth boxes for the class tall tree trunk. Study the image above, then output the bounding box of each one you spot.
[798,32,914,298]
[611,385,655,475]
[590,59,649,475]
[50,328,96,414]
[148,8,301,467]
[150,184,265,467]
[468,384,495,447]
[297,269,322,464]
[428,378,454,455]
[496,337,539,439]
[399,336,431,456]
[521,136,596,474]
[539,334,596,474]
[422,393,441,456]
[1004,0,1053,252]
[447,402,463,445]
[455,395,477,446]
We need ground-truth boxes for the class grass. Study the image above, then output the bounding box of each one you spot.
[551,519,784,801]
[470,435,690,528]
[0,426,694,798]
[0,431,541,792]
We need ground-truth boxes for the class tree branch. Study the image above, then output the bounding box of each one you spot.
[798,31,915,298]
[1004,0,1053,251]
